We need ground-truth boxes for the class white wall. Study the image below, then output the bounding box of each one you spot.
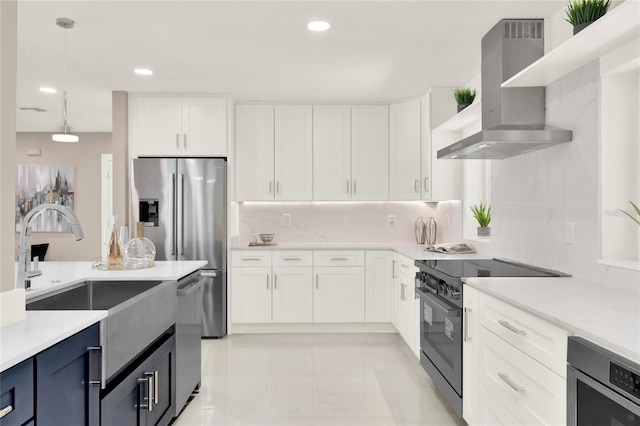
[235,201,461,246]
[14,132,112,261]
[484,61,640,291]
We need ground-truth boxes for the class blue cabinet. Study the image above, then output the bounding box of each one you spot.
[0,359,34,426]
[35,324,100,426]
[101,331,176,426]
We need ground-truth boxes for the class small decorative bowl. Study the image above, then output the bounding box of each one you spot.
[260,233,274,243]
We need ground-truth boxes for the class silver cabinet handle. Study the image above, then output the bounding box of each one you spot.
[414,179,420,193]
[330,257,350,261]
[498,372,526,393]
[179,173,185,256]
[316,274,319,290]
[401,283,405,301]
[183,133,187,150]
[266,274,270,290]
[0,405,13,419]
[400,263,410,269]
[241,257,262,261]
[274,274,278,289]
[498,320,526,336]
[282,257,302,261]
[138,372,154,412]
[353,180,357,194]
[424,177,429,192]
[153,370,159,404]
[463,308,471,342]
[276,181,280,194]
[346,180,350,194]
[392,260,397,278]
[87,346,102,385]
[269,180,272,194]
[176,133,180,149]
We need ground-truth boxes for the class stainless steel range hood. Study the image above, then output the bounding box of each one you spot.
[438,19,572,160]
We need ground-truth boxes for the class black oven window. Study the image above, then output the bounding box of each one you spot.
[577,379,640,426]
[423,304,458,369]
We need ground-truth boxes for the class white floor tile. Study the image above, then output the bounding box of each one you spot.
[173,333,465,426]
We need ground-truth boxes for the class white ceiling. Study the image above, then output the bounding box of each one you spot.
[16,0,567,132]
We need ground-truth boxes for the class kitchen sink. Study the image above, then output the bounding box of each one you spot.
[27,279,177,387]
[26,280,162,311]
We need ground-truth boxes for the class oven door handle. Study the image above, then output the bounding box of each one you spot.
[416,287,459,317]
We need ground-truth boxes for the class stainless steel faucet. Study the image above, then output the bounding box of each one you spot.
[16,203,84,289]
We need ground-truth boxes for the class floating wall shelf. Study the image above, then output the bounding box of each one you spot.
[433,101,481,132]
[502,0,640,88]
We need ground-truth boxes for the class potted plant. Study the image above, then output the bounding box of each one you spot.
[565,0,611,35]
[619,201,640,226]
[470,202,491,237]
[454,88,476,113]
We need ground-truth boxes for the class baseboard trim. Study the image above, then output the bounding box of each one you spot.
[230,322,397,334]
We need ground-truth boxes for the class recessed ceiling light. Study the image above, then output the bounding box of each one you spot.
[134,68,153,76]
[307,21,330,32]
[40,87,57,94]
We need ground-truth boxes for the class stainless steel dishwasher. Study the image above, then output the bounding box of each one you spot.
[175,271,206,417]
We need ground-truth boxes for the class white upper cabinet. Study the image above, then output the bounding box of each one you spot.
[351,105,389,200]
[313,105,352,201]
[235,105,275,201]
[274,105,313,200]
[130,95,227,157]
[389,99,422,200]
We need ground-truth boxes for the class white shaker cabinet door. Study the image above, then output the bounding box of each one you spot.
[364,251,393,323]
[235,105,275,201]
[181,97,227,156]
[274,105,313,201]
[132,96,183,156]
[313,267,365,322]
[391,253,401,331]
[351,105,389,200]
[272,267,313,323]
[390,99,422,200]
[313,106,352,201]
[231,266,272,323]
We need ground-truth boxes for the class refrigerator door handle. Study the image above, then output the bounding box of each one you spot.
[171,173,176,257]
[179,173,185,256]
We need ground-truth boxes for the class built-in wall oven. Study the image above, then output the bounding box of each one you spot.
[567,337,640,425]
[414,258,569,419]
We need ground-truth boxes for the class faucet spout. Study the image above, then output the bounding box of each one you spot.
[16,203,84,289]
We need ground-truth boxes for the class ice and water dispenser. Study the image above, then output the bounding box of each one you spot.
[139,198,159,227]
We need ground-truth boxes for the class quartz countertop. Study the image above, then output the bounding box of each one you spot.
[0,311,108,372]
[22,260,207,301]
[464,276,640,364]
[232,242,490,261]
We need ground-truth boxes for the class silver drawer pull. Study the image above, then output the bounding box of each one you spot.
[463,308,471,342]
[498,372,526,393]
[241,258,262,261]
[498,320,526,336]
[400,264,410,269]
[330,257,350,261]
[0,405,13,419]
[282,257,302,261]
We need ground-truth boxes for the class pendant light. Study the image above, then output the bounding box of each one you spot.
[52,17,79,143]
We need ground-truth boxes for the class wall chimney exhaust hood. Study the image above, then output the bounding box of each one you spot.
[438,19,572,160]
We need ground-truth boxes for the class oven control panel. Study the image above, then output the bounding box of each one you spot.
[610,363,640,399]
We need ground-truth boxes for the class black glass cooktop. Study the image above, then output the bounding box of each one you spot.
[415,258,570,279]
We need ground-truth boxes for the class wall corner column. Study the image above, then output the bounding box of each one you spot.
[112,91,129,227]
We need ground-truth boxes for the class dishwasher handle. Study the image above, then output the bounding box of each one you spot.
[177,276,207,296]
[200,270,218,278]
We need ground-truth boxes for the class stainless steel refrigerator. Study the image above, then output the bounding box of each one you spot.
[131,158,227,338]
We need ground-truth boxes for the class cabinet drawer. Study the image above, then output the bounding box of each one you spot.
[232,251,272,267]
[478,384,524,425]
[479,327,566,425]
[314,251,364,267]
[397,255,418,277]
[479,292,569,377]
[272,251,313,267]
[0,359,34,426]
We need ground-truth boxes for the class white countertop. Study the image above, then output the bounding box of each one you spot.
[464,276,640,364]
[0,311,108,372]
[23,260,208,300]
[1,260,207,373]
[232,243,490,261]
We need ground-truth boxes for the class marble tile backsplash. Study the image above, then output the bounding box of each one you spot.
[235,201,462,245]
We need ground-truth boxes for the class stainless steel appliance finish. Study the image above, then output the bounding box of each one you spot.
[438,19,572,160]
[414,258,569,419]
[131,158,227,338]
[567,337,640,425]
[176,271,206,416]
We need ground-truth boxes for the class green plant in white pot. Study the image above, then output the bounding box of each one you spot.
[619,201,640,226]
[565,0,611,35]
[471,203,491,237]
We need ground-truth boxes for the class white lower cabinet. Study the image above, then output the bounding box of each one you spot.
[231,266,272,323]
[396,254,420,358]
[313,266,365,322]
[464,287,569,426]
[364,251,393,323]
[272,267,313,323]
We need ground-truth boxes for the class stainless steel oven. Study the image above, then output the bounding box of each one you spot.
[568,337,640,425]
[416,285,462,417]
